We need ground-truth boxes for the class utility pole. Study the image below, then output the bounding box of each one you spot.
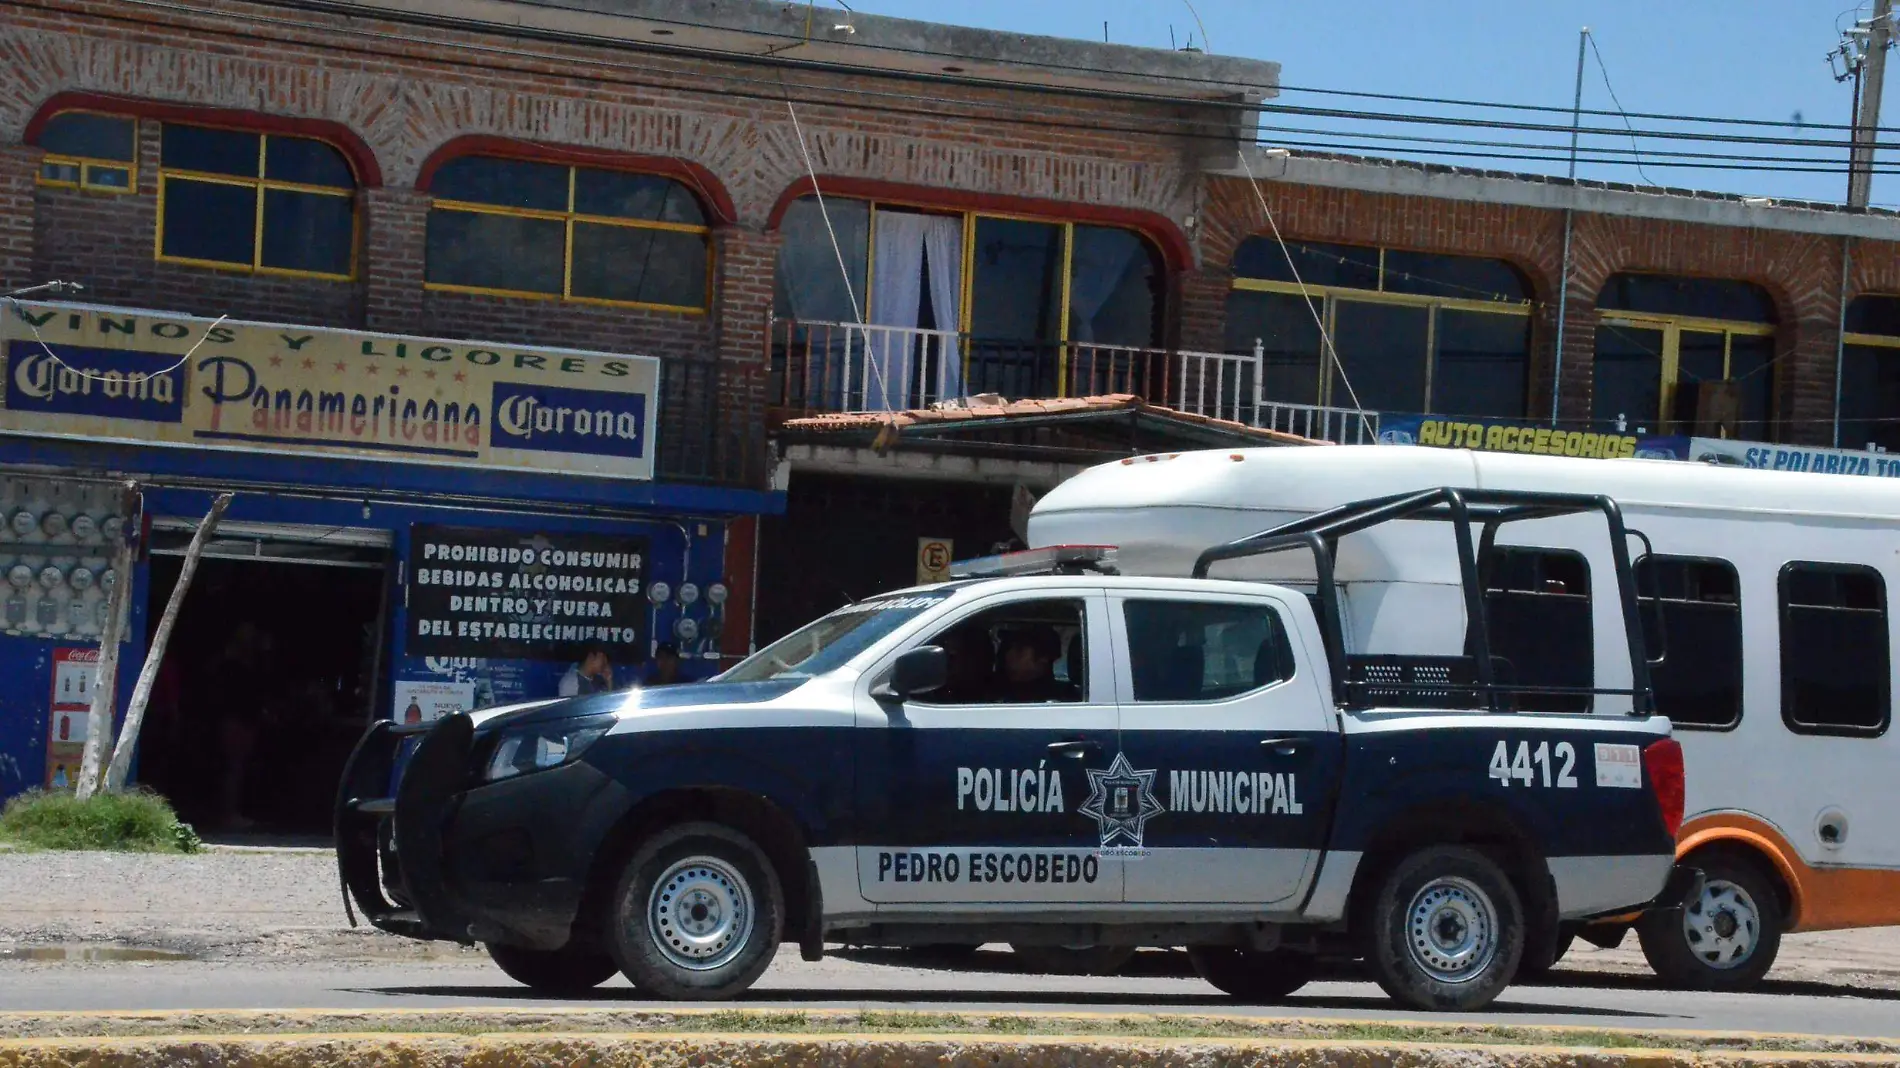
[1834,0,1894,209]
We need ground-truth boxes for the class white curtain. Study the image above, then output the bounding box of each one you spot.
[922,216,964,400]
[1066,228,1132,344]
[867,212,965,410]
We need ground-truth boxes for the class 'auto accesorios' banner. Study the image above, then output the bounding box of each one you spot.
[1,301,660,480]
[406,525,650,661]
[1377,413,1687,461]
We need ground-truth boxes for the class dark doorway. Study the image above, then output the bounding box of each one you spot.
[136,553,386,836]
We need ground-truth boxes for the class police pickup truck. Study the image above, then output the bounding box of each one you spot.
[336,488,1693,1012]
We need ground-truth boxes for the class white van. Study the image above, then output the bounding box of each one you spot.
[1029,444,1900,991]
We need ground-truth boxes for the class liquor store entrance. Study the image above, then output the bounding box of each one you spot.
[135,522,390,837]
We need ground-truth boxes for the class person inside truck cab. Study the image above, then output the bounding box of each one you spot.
[991,625,1077,703]
[931,624,995,704]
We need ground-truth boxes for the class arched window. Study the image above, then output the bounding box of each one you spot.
[157,123,358,279]
[33,110,136,193]
[1593,274,1776,440]
[1840,294,1900,451]
[1225,238,1532,418]
[424,156,710,312]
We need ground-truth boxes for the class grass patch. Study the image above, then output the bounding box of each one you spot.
[0,789,201,853]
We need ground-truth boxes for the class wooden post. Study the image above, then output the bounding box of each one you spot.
[104,493,231,793]
[73,482,140,801]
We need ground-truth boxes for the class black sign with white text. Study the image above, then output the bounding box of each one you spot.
[406,525,649,661]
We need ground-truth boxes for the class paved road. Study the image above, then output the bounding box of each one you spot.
[3,948,1898,1039]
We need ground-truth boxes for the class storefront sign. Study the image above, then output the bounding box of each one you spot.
[44,647,97,790]
[391,679,477,725]
[406,525,650,661]
[1687,437,1900,477]
[1,302,661,480]
[1378,414,1687,461]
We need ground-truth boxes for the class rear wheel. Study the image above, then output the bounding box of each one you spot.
[1638,853,1782,991]
[1364,846,1525,1012]
[1009,943,1136,975]
[606,822,784,1000]
[1188,946,1315,1002]
[485,941,618,994]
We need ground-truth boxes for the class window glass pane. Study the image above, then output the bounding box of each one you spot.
[264,136,355,188]
[969,217,1064,341]
[918,599,1086,705]
[573,169,704,224]
[1383,250,1528,304]
[40,161,81,184]
[1727,334,1775,442]
[774,196,868,322]
[1780,563,1889,735]
[571,222,708,308]
[1597,273,1777,323]
[86,165,132,190]
[1672,329,1726,433]
[1482,547,1593,713]
[260,189,353,275]
[425,208,564,294]
[1432,310,1528,418]
[1839,343,1900,451]
[1232,237,1379,289]
[1846,294,1900,337]
[430,156,568,211]
[723,589,953,684]
[1123,600,1293,702]
[39,112,135,162]
[1593,323,1664,432]
[1067,226,1161,347]
[1226,290,1321,406]
[1332,300,1427,411]
[161,124,260,178]
[161,178,257,265]
[1636,556,1741,729]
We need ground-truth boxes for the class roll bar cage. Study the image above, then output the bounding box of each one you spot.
[1191,487,1657,717]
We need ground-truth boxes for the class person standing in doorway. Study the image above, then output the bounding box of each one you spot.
[640,642,682,687]
[558,644,615,697]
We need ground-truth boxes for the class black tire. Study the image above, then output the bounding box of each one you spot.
[1187,946,1315,1002]
[1364,845,1525,1012]
[605,822,784,1000]
[1637,852,1783,992]
[1009,943,1136,976]
[484,941,619,994]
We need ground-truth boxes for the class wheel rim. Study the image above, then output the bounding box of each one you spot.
[647,856,754,972]
[1681,877,1759,970]
[1405,876,1499,984]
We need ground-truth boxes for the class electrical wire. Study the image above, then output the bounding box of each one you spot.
[1584,33,1658,187]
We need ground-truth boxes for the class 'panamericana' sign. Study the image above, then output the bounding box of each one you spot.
[1,302,661,481]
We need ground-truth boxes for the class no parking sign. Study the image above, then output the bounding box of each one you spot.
[916,538,953,585]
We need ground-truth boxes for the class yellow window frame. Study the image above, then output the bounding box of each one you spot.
[34,110,138,194]
[424,164,712,314]
[154,127,358,281]
[1598,313,1778,433]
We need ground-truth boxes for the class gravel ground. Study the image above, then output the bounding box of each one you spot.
[1,848,1897,992]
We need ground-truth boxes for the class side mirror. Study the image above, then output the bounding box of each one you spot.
[876,646,948,701]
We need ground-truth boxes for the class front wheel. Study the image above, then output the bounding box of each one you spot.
[1364,845,1525,1012]
[1188,946,1314,1002]
[606,822,784,1000]
[485,941,619,994]
[1637,853,1782,991]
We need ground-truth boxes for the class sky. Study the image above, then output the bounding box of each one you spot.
[842,0,1892,208]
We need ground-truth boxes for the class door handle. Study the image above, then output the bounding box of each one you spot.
[1260,737,1307,757]
[1046,739,1101,758]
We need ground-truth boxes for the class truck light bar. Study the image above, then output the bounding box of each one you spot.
[948,545,1119,579]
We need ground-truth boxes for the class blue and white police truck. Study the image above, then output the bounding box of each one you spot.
[336,487,1694,1012]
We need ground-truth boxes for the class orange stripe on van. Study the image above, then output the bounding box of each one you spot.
[1678,814,1900,932]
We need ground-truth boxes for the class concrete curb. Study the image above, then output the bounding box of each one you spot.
[2,1031,1899,1068]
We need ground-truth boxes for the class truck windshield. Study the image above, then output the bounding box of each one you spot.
[721,591,956,683]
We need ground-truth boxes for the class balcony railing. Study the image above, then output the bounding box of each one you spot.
[767,317,1379,445]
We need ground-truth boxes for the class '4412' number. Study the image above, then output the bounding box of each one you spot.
[1488,739,1579,788]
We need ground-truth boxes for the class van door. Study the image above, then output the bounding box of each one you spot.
[854,590,1122,906]
[1111,591,1339,906]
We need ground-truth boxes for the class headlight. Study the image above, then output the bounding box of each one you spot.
[480,715,614,782]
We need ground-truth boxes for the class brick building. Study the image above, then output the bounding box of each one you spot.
[3,0,1899,823]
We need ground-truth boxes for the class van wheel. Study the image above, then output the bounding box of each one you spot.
[1009,943,1136,975]
[606,822,784,1000]
[1638,853,1782,991]
[1365,846,1525,1012]
[485,941,619,994]
[1188,946,1314,1002]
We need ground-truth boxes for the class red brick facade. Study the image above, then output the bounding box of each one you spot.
[6,0,1898,471]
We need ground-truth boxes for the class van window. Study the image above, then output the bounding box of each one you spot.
[1779,563,1890,736]
[1636,556,1742,730]
[1123,600,1294,703]
[1482,547,1593,713]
